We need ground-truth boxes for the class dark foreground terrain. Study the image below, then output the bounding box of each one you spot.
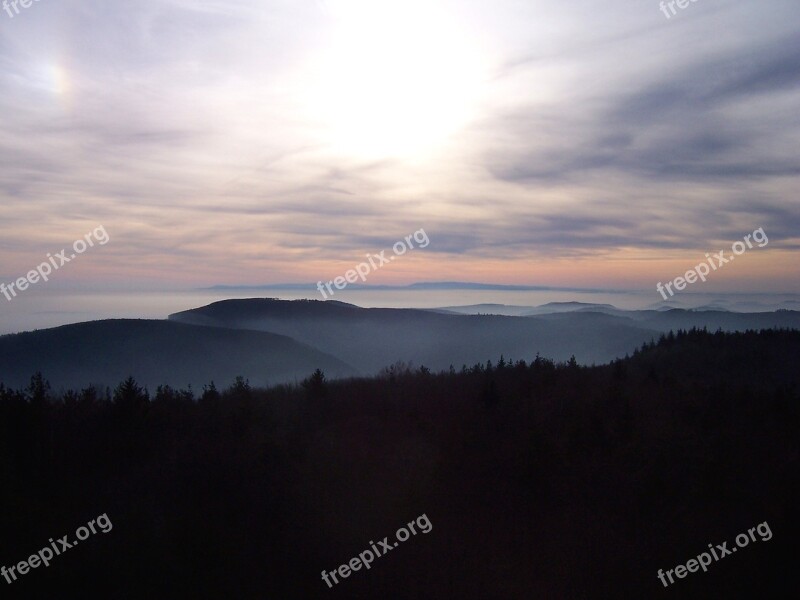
[1,328,797,599]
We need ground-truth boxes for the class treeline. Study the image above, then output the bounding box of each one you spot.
[1,328,798,599]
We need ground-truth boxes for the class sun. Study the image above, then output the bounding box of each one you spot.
[302,0,489,160]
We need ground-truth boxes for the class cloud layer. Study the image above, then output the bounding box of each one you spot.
[0,0,798,291]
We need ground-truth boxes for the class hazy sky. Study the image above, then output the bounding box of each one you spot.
[1,0,798,292]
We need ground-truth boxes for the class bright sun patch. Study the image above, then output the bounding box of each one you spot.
[303,0,489,160]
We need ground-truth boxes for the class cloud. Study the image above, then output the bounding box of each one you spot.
[487,32,800,184]
[0,0,797,289]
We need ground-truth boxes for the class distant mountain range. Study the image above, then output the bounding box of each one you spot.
[202,281,618,293]
[168,299,653,373]
[2,299,799,391]
[170,298,800,372]
[201,282,800,312]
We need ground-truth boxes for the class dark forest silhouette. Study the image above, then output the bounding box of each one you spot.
[1,328,797,599]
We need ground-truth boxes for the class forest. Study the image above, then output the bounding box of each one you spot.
[1,328,797,599]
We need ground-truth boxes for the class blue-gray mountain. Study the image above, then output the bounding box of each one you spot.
[170,299,800,373]
[0,319,354,390]
[2,299,799,391]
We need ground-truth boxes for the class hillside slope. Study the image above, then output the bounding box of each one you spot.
[0,319,356,390]
[169,299,657,372]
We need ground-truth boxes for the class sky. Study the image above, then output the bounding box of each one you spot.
[0,0,799,294]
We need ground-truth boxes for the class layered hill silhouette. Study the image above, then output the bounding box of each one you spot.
[3,299,799,392]
[0,319,354,390]
[168,299,655,372]
[169,298,800,374]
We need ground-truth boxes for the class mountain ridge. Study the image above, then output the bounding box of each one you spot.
[0,318,356,390]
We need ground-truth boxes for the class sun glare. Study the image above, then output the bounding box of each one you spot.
[304,0,488,160]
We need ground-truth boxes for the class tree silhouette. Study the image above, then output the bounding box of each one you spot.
[302,368,327,399]
[26,372,51,405]
[113,376,149,412]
